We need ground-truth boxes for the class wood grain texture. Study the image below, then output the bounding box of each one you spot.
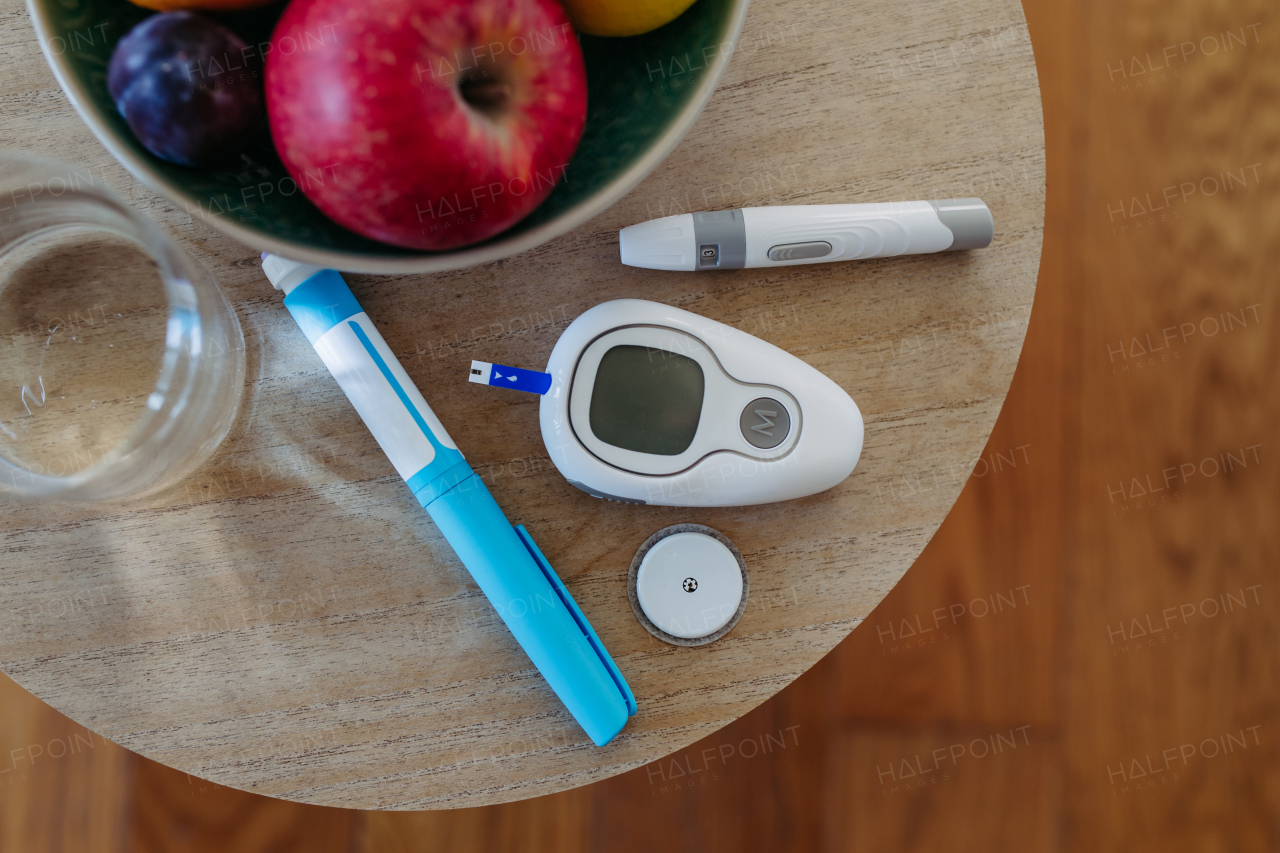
[1064,0,1280,848]
[0,0,1044,809]
[0,672,132,853]
[356,789,588,853]
[2,0,1279,847]
[129,759,356,853]
[820,726,1060,853]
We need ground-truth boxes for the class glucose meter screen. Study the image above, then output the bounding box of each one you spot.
[589,345,705,456]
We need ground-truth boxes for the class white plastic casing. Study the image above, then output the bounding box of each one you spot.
[312,313,460,480]
[618,202,956,271]
[619,215,698,271]
[261,253,324,295]
[539,300,864,507]
[636,532,744,639]
[741,202,953,266]
[567,325,801,476]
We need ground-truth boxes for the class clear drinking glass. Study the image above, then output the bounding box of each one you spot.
[0,152,244,501]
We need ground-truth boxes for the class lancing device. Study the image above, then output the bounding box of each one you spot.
[618,198,994,271]
[260,254,635,746]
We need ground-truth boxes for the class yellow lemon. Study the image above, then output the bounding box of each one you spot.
[562,0,701,37]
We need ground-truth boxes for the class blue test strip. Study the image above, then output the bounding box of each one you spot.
[469,360,553,395]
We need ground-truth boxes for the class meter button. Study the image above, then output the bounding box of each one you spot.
[767,241,832,261]
[739,397,790,449]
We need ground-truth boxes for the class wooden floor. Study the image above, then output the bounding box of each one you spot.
[3,0,1277,848]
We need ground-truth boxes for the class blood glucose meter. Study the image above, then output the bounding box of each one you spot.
[538,300,864,507]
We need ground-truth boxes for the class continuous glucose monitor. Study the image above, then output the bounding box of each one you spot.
[529,300,864,507]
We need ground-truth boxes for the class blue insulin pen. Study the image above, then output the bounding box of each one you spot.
[261,254,635,746]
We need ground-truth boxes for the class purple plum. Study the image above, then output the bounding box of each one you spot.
[107,12,263,167]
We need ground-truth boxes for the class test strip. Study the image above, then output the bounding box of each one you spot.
[469,360,553,395]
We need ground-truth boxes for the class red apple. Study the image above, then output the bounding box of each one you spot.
[265,0,587,250]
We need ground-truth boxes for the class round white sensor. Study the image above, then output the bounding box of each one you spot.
[636,531,744,640]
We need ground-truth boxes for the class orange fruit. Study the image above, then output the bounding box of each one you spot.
[561,0,700,37]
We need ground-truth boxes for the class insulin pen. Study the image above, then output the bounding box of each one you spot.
[619,198,995,271]
[260,254,635,746]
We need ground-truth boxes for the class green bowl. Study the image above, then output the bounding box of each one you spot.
[26,0,749,273]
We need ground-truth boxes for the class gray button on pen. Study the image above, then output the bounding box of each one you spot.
[767,241,833,261]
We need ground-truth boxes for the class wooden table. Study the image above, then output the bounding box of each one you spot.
[0,0,1044,809]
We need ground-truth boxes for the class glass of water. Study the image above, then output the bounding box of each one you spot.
[0,152,244,501]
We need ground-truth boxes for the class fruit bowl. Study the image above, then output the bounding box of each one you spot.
[26,0,750,273]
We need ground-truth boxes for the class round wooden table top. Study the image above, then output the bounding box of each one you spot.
[0,0,1044,809]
